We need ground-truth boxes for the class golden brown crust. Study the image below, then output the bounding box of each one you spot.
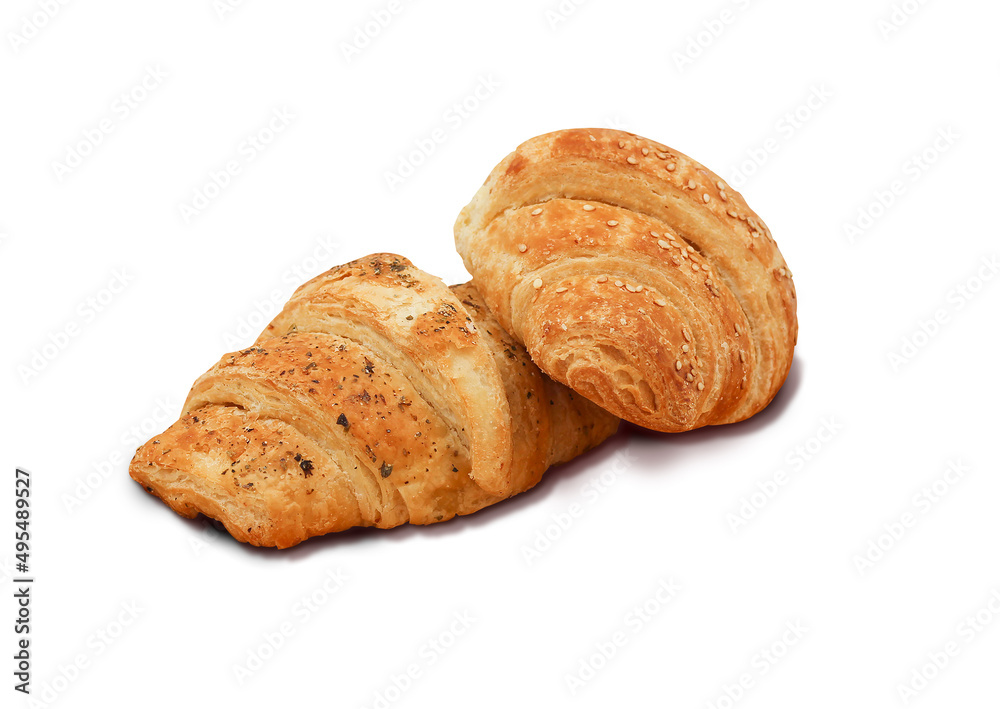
[129,254,618,548]
[257,253,513,496]
[454,128,798,431]
[451,283,619,493]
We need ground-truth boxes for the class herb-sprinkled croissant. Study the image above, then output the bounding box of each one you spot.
[130,254,619,548]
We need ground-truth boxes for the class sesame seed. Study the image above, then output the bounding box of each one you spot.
[650,231,660,238]
[697,382,705,391]
[614,280,624,287]
[682,344,689,353]
[666,163,676,171]
[657,239,669,249]
[635,285,643,292]
[656,152,668,159]
[682,328,691,342]
[654,298,667,306]
[779,267,787,276]
[687,246,695,254]
[717,180,726,190]
[626,156,639,165]
[670,257,681,266]
[517,244,527,253]
[618,140,626,148]
[739,351,746,363]
[589,134,596,141]
[720,191,728,202]
[556,287,568,293]
[583,204,596,211]
[625,284,637,292]
[687,180,697,190]
[734,325,741,336]
[727,209,738,218]
[597,275,608,283]
[675,360,682,371]
[686,373,694,382]
[692,263,700,271]
[533,278,543,289]
[641,148,649,156]
[607,220,619,227]
[669,240,680,248]
[703,193,711,203]
[531,208,543,216]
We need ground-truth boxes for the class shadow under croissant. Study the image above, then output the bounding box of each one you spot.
[150,358,803,558]
[246,434,637,560]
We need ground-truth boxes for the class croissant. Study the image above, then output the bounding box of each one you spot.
[129,254,619,548]
[454,128,798,432]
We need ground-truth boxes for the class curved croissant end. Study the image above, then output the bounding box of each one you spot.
[129,254,618,548]
[454,128,798,432]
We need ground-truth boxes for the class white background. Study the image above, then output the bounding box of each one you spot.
[2,0,999,707]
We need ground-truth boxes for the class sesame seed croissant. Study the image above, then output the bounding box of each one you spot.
[454,128,798,432]
[129,254,619,548]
